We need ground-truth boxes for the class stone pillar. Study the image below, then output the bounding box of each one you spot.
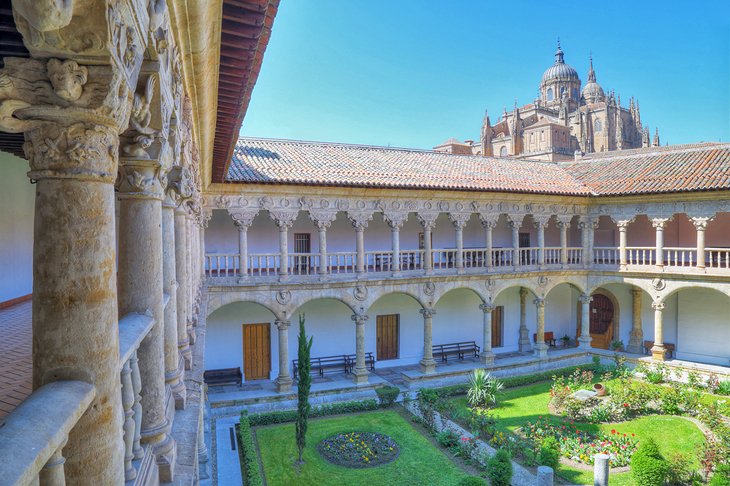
[117,155,176,481]
[559,220,569,266]
[518,287,531,352]
[275,320,292,392]
[389,220,402,274]
[481,218,496,270]
[692,217,709,269]
[534,297,548,359]
[309,211,337,277]
[653,218,669,268]
[39,439,68,486]
[276,219,291,277]
[510,220,521,270]
[230,210,257,280]
[351,313,369,384]
[175,207,192,370]
[578,293,593,349]
[418,213,437,275]
[651,301,666,361]
[479,303,495,365]
[348,213,372,276]
[162,190,185,409]
[627,288,644,354]
[593,454,610,486]
[449,214,468,274]
[26,120,125,485]
[419,308,437,374]
[617,219,630,268]
[185,214,195,345]
[535,220,546,267]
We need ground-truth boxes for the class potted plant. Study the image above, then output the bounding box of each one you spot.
[593,383,606,396]
[561,334,571,347]
[610,340,625,352]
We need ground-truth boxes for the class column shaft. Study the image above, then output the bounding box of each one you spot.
[455,225,464,271]
[419,308,437,374]
[275,320,292,392]
[578,294,592,349]
[162,201,185,409]
[318,226,328,275]
[534,298,548,358]
[536,222,545,267]
[518,287,531,352]
[423,224,433,273]
[696,226,706,269]
[511,222,521,269]
[619,223,628,267]
[355,226,366,274]
[627,288,644,354]
[485,223,494,270]
[351,314,369,383]
[391,226,400,273]
[238,226,248,277]
[175,209,192,370]
[278,224,289,276]
[479,304,495,364]
[651,302,666,360]
[559,222,568,265]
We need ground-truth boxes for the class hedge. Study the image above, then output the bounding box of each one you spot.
[246,398,379,426]
[237,415,263,486]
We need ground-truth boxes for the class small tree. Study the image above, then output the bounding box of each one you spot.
[295,313,313,463]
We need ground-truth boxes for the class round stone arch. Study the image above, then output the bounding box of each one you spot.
[584,286,622,349]
[432,281,487,306]
[366,290,427,364]
[490,279,540,302]
[207,292,282,319]
[356,283,427,313]
[432,286,487,350]
[655,280,730,305]
[542,275,587,298]
[288,294,360,319]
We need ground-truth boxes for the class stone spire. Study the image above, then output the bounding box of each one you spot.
[635,99,641,128]
[481,109,493,156]
[643,125,650,148]
[587,53,596,82]
[652,127,660,147]
[555,37,564,64]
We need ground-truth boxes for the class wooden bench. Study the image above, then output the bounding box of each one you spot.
[432,341,480,363]
[643,340,675,358]
[293,355,349,379]
[203,367,242,387]
[345,352,375,373]
[533,331,557,347]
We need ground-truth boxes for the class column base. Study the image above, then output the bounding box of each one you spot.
[651,345,666,361]
[318,272,329,282]
[456,267,465,275]
[578,335,592,350]
[533,343,548,359]
[165,369,187,410]
[142,422,176,483]
[187,328,196,345]
[479,351,495,365]
[419,358,437,374]
[237,276,248,284]
[278,274,290,283]
[425,269,434,276]
[275,376,293,393]
[391,271,401,277]
[352,368,369,384]
[518,329,532,353]
[180,345,192,371]
[626,332,643,355]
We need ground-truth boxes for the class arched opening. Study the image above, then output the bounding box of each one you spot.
[206,301,278,382]
[626,215,655,265]
[434,288,484,353]
[547,87,554,101]
[493,285,538,353]
[292,297,356,362]
[706,212,730,268]
[499,146,507,156]
[367,292,424,366]
[544,282,583,347]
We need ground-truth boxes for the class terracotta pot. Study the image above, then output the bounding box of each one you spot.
[593,383,606,397]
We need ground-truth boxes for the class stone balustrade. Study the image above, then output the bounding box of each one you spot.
[0,381,96,485]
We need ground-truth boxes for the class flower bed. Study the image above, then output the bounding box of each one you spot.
[522,417,638,467]
[317,431,399,468]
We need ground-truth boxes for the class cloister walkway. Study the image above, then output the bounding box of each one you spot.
[0,300,31,419]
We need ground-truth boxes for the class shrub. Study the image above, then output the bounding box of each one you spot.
[237,415,263,486]
[486,449,513,486]
[716,380,730,396]
[375,385,400,408]
[247,399,378,426]
[588,403,614,423]
[467,369,504,408]
[707,373,721,393]
[610,339,624,351]
[458,476,487,486]
[436,429,460,449]
[468,407,497,439]
[644,364,667,384]
[631,438,669,486]
[666,452,702,486]
[710,464,730,486]
[538,436,560,470]
[686,370,702,389]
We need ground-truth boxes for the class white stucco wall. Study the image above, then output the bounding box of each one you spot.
[676,289,730,366]
[0,152,34,303]
[493,286,537,352]
[544,284,580,341]
[368,293,424,366]
[433,289,483,348]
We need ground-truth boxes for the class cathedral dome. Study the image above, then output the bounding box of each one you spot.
[541,43,579,83]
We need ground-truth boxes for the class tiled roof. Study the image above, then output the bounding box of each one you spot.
[563,143,730,195]
[227,138,591,195]
[226,138,730,197]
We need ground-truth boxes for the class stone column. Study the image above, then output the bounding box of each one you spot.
[617,219,631,268]
[479,303,495,365]
[175,207,192,370]
[653,218,669,268]
[692,217,710,269]
[26,121,125,485]
[510,220,521,270]
[593,454,610,486]
[481,219,496,270]
[534,297,548,359]
[275,320,292,392]
[651,301,666,361]
[578,293,593,349]
[535,220,546,267]
[351,313,369,384]
[558,220,569,266]
[348,212,372,276]
[389,220,403,274]
[39,439,68,486]
[275,218,291,278]
[309,211,337,277]
[117,155,176,481]
[627,288,644,354]
[162,188,185,409]
[185,214,196,346]
[518,287,531,352]
[417,213,437,275]
[230,210,257,280]
[449,214,468,274]
[419,308,437,374]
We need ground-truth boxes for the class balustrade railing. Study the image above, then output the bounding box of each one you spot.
[491,248,512,267]
[627,247,656,266]
[248,253,280,277]
[287,253,320,275]
[593,247,618,265]
[707,248,730,269]
[399,250,424,271]
[0,381,96,486]
[518,247,539,266]
[205,253,239,277]
[365,251,392,272]
[431,249,456,269]
[544,247,561,265]
[664,247,695,267]
[328,252,356,274]
[567,247,583,265]
[461,249,485,268]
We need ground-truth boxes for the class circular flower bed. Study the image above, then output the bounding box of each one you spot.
[317,431,399,468]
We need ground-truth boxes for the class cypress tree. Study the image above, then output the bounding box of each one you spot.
[295,313,313,463]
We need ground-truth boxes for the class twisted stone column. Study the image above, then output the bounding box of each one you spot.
[627,288,644,354]
[578,293,593,349]
[651,301,666,361]
[117,156,176,481]
[518,287,531,352]
[175,206,192,370]
[351,313,369,384]
[419,308,437,374]
[479,303,495,364]
[534,297,548,359]
[275,320,292,392]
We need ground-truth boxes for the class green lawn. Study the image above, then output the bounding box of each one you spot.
[255,410,471,486]
[449,381,707,486]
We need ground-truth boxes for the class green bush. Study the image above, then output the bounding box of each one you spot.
[666,452,702,486]
[436,429,460,448]
[467,369,504,408]
[710,464,730,486]
[538,436,560,470]
[247,399,378,426]
[458,476,487,486]
[486,449,513,486]
[375,385,400,408]
[716,381,730,396]
[237,415,263,486]
[631,438,669,486]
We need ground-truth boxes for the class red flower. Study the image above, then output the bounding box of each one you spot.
[631,433,635,437]
[611,429,616,434]
[623,403,629,407]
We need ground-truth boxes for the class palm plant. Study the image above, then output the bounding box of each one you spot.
[466,369,504,408]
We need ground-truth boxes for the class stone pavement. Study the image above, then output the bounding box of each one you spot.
[0,300,32,420]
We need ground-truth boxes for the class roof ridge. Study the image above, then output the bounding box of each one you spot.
[570,142,729,163]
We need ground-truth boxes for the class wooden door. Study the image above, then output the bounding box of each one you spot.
[242,323,271,380]
[578,294,614,350]
[491,306,504,348]
[377,314,399,361]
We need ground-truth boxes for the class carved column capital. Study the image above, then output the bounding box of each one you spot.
[229,209,258,230]
[479,303,495,313]
[479,215,498,229]
[309,210,337,230]
[116,157,164,199]
[615,219,633,230]
[274,319,291,331]
[419,307,437,319]
[348,211,373,230]
[165,165,194,207]
[384,211,408,230]
[691,217,711,230]
[269,210,298,229]
[519,287,529,298]
[448,212,470,229]
[533,297,546,308]
[417,212,438,230]
[651,301,665,312]
[199,208,212,229]
[351,313,369,325]
[651,217,670,229]
[578,293,593,305]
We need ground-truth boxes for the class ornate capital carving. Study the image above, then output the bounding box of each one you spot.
[448,212,470,229]
[615,219,633,230]
[479,303,495,313]
[348,211,373,230]
[116,157,164,199]
[651,301,665,312]
[419,307,437,319]
[651,217,670,229]
[351,313,369,325]
[309,210,337,230]
[165,165,193,206]
[519,287,528,298]
[416,212,438,230]
[121,74,159,159]
[691,217,711,231]
[229,209,258,230]
[274,319,291,331]
[270,210,298,229]
[479,215,498,229]
[533,297,546,308]
[383,211,408,229]
[579,293,593,305]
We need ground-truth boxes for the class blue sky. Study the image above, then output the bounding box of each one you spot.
[241,0,730,149]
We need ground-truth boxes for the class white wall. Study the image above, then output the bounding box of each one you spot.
[544,284,580,340]
[676,289,730,366]
[0,152,34,303]
[494,287,537,352]
[433,289,483,348]
[368,293,424,367]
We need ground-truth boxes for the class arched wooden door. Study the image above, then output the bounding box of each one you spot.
[588,294,614,349]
